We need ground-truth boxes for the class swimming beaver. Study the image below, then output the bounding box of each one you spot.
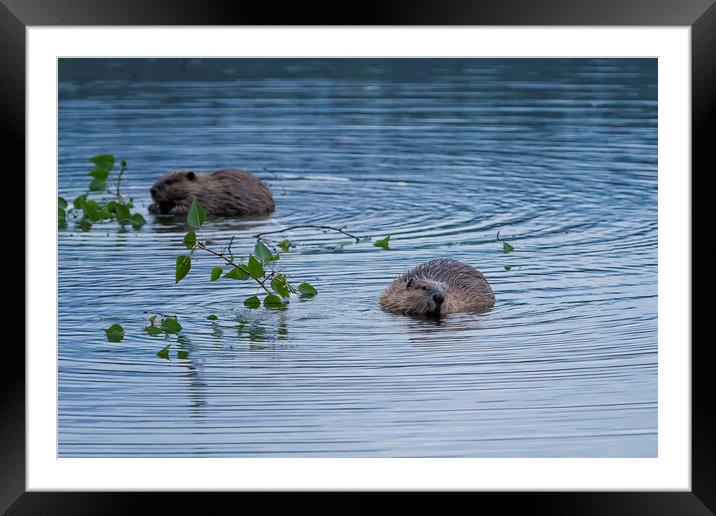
[379,258,496,316]
[148,168,275,217]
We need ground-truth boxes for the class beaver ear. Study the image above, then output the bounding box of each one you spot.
[406,277,413,289]
[186,172,196,181]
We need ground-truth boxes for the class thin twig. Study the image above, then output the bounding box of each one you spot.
[220,235,235,259]
[255,225,361,243]
[227,236,235,261]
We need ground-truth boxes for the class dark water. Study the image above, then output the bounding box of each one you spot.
[58,59,657,457]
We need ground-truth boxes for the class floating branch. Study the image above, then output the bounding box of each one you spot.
[254,225,361,244]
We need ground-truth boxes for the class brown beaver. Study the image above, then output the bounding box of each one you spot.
[379,258,496,316]
[148,168,275,217]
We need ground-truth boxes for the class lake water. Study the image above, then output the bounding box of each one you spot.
[58,59,657,457]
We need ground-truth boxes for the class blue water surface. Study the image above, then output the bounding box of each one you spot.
[58,58,657,457]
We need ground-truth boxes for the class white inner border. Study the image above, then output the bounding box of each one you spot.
[27,27,691,491]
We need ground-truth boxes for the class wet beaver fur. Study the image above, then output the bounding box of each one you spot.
[148,168,275,217]
[380,258,495,316]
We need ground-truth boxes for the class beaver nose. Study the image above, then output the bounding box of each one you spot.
[433,294,445,305]
[150,188,158,197]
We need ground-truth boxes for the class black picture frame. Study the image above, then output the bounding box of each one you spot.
[4,1,711,513]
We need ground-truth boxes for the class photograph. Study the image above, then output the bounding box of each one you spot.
[4,1,710,509]
[57,57,658,459]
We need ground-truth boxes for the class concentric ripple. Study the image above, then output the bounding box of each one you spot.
[58,59,657,457]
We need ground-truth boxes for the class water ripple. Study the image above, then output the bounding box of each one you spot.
[58,59,657,457]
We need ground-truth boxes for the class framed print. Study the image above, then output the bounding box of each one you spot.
[5,0,712,513]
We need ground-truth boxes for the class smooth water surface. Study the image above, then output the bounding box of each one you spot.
[58,59,657,457]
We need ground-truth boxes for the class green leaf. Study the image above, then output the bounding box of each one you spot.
[223,266,250,280]
[104,323,125,342]
[88,167,110,180]
[278,239,291,252]
[298,282,317,297]
[83,200,106,221]
[183,231,197,249]
[263,294,285,308]
[175,255,191,284]
[131,213,146,227]
[77,217,92,231]
[58,197,68,209]
[207,314,218,320]
[177,350,189,360]
[73,194,87,209]
[210,267,223,281]
[373,235,391,250]
[254,240,273,264]
[112,202,131,221]
[88,178,107,192]
[244,295,261,309]
[161,317,182,334]
[105,200,118,215]
[58,207,66,222]
[146,326,163,337]
[82,199,94,212]
[503,242,514,254]
[271,274,291,299]
[247,255,264,279]
[187,198,206,228]
[156,345,170,359]
[504,265,512,271]
[120,159,127,168]
[89,154,115,171]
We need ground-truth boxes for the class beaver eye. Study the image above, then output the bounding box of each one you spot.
[421,286,427,290]
[165,179,174,185]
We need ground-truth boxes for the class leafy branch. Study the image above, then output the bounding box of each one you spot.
[176,199,317,308]
[255,225,393,253]
[59,154,146,231]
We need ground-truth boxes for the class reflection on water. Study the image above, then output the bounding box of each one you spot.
[58,58,657,457]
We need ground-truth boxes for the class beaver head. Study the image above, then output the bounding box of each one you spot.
[383,275,448,316]
[149,169,198,214]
